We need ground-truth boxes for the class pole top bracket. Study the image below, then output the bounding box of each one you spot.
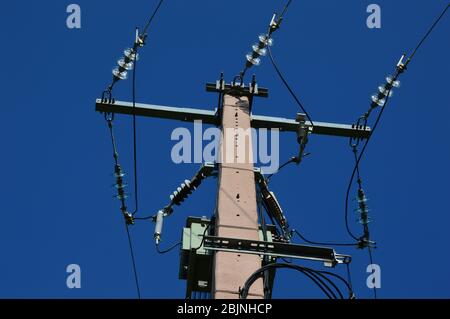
[206,72,269,98]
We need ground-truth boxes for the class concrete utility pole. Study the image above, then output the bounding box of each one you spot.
[213,94,263,298]
[96,81,370,299]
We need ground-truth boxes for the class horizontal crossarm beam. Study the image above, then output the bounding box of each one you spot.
[252,114,370,138]
[95,99,219,125]
[95,99,371,138]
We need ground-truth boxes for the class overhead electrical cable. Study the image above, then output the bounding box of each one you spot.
[101,0,168,299]
[344,4,449,241]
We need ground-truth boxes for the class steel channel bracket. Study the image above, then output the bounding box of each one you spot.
[203,235,351,268]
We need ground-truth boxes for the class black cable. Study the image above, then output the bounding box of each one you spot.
[268,46,315,128]
[344,84,394,241]
[346,262,354,296]
[240,0,294,80]
[130,1,169,216]
[134,215,154,221]
[156,241,182,254]
[279,0,293,19]
[100,1,169,300]
[142,0,165,35]
[266,156,297,181]
[131,44,139,216]
[107,118,119,166]
[303,269,342,299]
[106,0,166,92]
[257,187,272,299]
[125,224,141,299]
[311,268,354,298]
[106,118,141,298]
[405,4,449,67]
[300,270,335,299]
[280,257,293,263]
[192,223,211,251]
[292,229,358,247]
[240,263,352,299]
[344,3,450,242]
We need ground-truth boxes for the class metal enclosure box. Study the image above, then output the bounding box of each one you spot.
[179,216,276,298]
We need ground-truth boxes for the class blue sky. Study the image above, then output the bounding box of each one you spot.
[0,0,449,299]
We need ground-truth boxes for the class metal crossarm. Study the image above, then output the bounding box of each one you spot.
[96,99,371,139]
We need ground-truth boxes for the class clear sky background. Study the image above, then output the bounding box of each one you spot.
[0,0,449,299]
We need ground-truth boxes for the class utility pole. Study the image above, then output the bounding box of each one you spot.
[213,94,263,298]
[95,78,370,299]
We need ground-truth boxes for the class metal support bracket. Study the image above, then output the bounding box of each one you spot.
[206,82,269,98]
[203,235,351,267]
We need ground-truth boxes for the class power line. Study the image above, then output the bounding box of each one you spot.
[130,0,168,216]
[344,4,449,242]
[405,4,449,67]
[303,268,343,299]
[101,1,168,297]
[131,39,139,216]
[125,224,141,299]
[292,229,358,247]
[268,46,315,127]
[313,268,355,299]
[279,0,293,19]
[105,116,141,298]
[239,0,295,81]
[142,0,166,36]
[300,270,335,299]
[344,83,394,242]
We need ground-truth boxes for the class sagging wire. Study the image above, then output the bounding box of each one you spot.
[343,4,449,299]
[265,115,312,182]
[344,3,449,244]
[267,47,315,128]
[156,241,181,254]
[266,157,298,181]
[239,263,355,299]
[129,0,166,218]
[131,28,140,217]
[291,229,358,247]
[260,2,316,181]
[105,113,141,298]
[99,0,167,299]
[125,223,141,299]
[102,0,167,217]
